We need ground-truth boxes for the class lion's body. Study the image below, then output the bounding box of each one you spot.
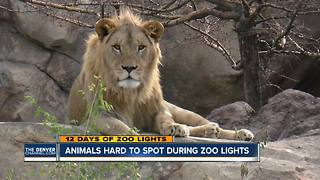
[68,9,254,140]
[69,70,163,132]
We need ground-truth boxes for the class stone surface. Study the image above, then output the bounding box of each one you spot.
[0,122,52,179]
[0,0,12,22]
[261,53,320,104]
[46,52,81,91]
[1,3,320,179]
[251,89,320,141]
[2,1,320,118]
[0,122,319,180]
[161,24,244,116]
[0,22,51,70]
[207,101,255,130]
[170,134,320,180]
[0,61,68,123]
[10,0,78,49]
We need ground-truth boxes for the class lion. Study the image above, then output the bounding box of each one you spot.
[68,9,254,141]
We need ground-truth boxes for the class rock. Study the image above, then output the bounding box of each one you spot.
[251,89,320,141]
[161,25,244,115]
[261,53,320,104]
[0,122,53,179]
[0,61,68,123]
[2,2,320,118]
[0,122,319,180]
[206,101,255,129]
[160,20,320,115]
[169,135,320,180]
[142,162,183,180]
[8,0,91,62]
[46,52,81,91]
[0,22,51,70]
[0,0,12,22]
[10,0,78,49]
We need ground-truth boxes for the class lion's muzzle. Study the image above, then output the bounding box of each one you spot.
[118,78,140,88]
[118,65,141,88]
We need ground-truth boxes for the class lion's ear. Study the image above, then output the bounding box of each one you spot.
[143,21,164,42]
[95,18,116,40]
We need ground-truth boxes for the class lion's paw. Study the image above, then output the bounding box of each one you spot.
[236,129,254,141]
[203,122,220,138]
[162,123,190,137]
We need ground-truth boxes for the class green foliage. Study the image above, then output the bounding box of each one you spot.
[84,75,113,134]
[23,75,140,179]
[239,129,269,179]
[5,168,15,180]
[260,129,269,149]
[240,163,249,179]
[42,162,140,180]
[25,95,69,135]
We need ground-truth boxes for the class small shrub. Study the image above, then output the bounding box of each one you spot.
[23,75,140,179]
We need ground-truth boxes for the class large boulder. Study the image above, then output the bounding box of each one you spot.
[0,0,12,22]
[204,89,320,143]
[251,89,320,141]
[0,122,319,180]
[206,101,255,130]
[0,22,51,70]
[1,1,320,124]
[46,52,81,91]
[170,133,320,180]
[10,0,78,49]
[261,54,320,104]
[0,61,68,123]
[8,0,91,62]
[161,23,243,116]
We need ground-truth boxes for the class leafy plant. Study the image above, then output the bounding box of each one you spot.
[23,75,140,179]
[240,162,249,179]
[5,168,15,180]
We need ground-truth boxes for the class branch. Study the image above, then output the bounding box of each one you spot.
[0,4,42,13]
[291,31,320,43]
[184,22,241,70]
[100,0,105,18]
[265,68,297,82]
[265,83,283,91]
[258,3,320,15]
[163,8,239,27]
[205,0,239,11]
[257,3,293,13]
[160,0,177,9]
[189,0,197,11]
[240,0,251,16]
[274,3,301,47]
[108,1,191,15]
[255,15,290,25]
[26,3,94,28]
[247,0,265,25]
[133,11,179,20]
[259,49,320,58]
[25,0,98,16]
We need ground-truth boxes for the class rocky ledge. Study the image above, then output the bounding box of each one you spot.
[1,89,320,179]
[0,122,319,179]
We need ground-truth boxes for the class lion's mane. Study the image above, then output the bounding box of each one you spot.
[69,9,165,130]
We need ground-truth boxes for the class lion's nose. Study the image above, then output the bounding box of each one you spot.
[122,66,137,73]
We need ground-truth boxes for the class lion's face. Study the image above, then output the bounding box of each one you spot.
[95,18,164,89]
[103,25,157,89]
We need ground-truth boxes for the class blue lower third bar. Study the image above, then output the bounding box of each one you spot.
[24,143,57,162]
[59,143,260,162]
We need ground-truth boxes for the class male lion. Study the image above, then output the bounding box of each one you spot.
[68,9,254,141]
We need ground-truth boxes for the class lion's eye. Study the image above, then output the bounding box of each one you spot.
[112,45,121,53]
[138,45,146,52]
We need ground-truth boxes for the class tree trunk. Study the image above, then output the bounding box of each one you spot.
[238,30,263,110]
